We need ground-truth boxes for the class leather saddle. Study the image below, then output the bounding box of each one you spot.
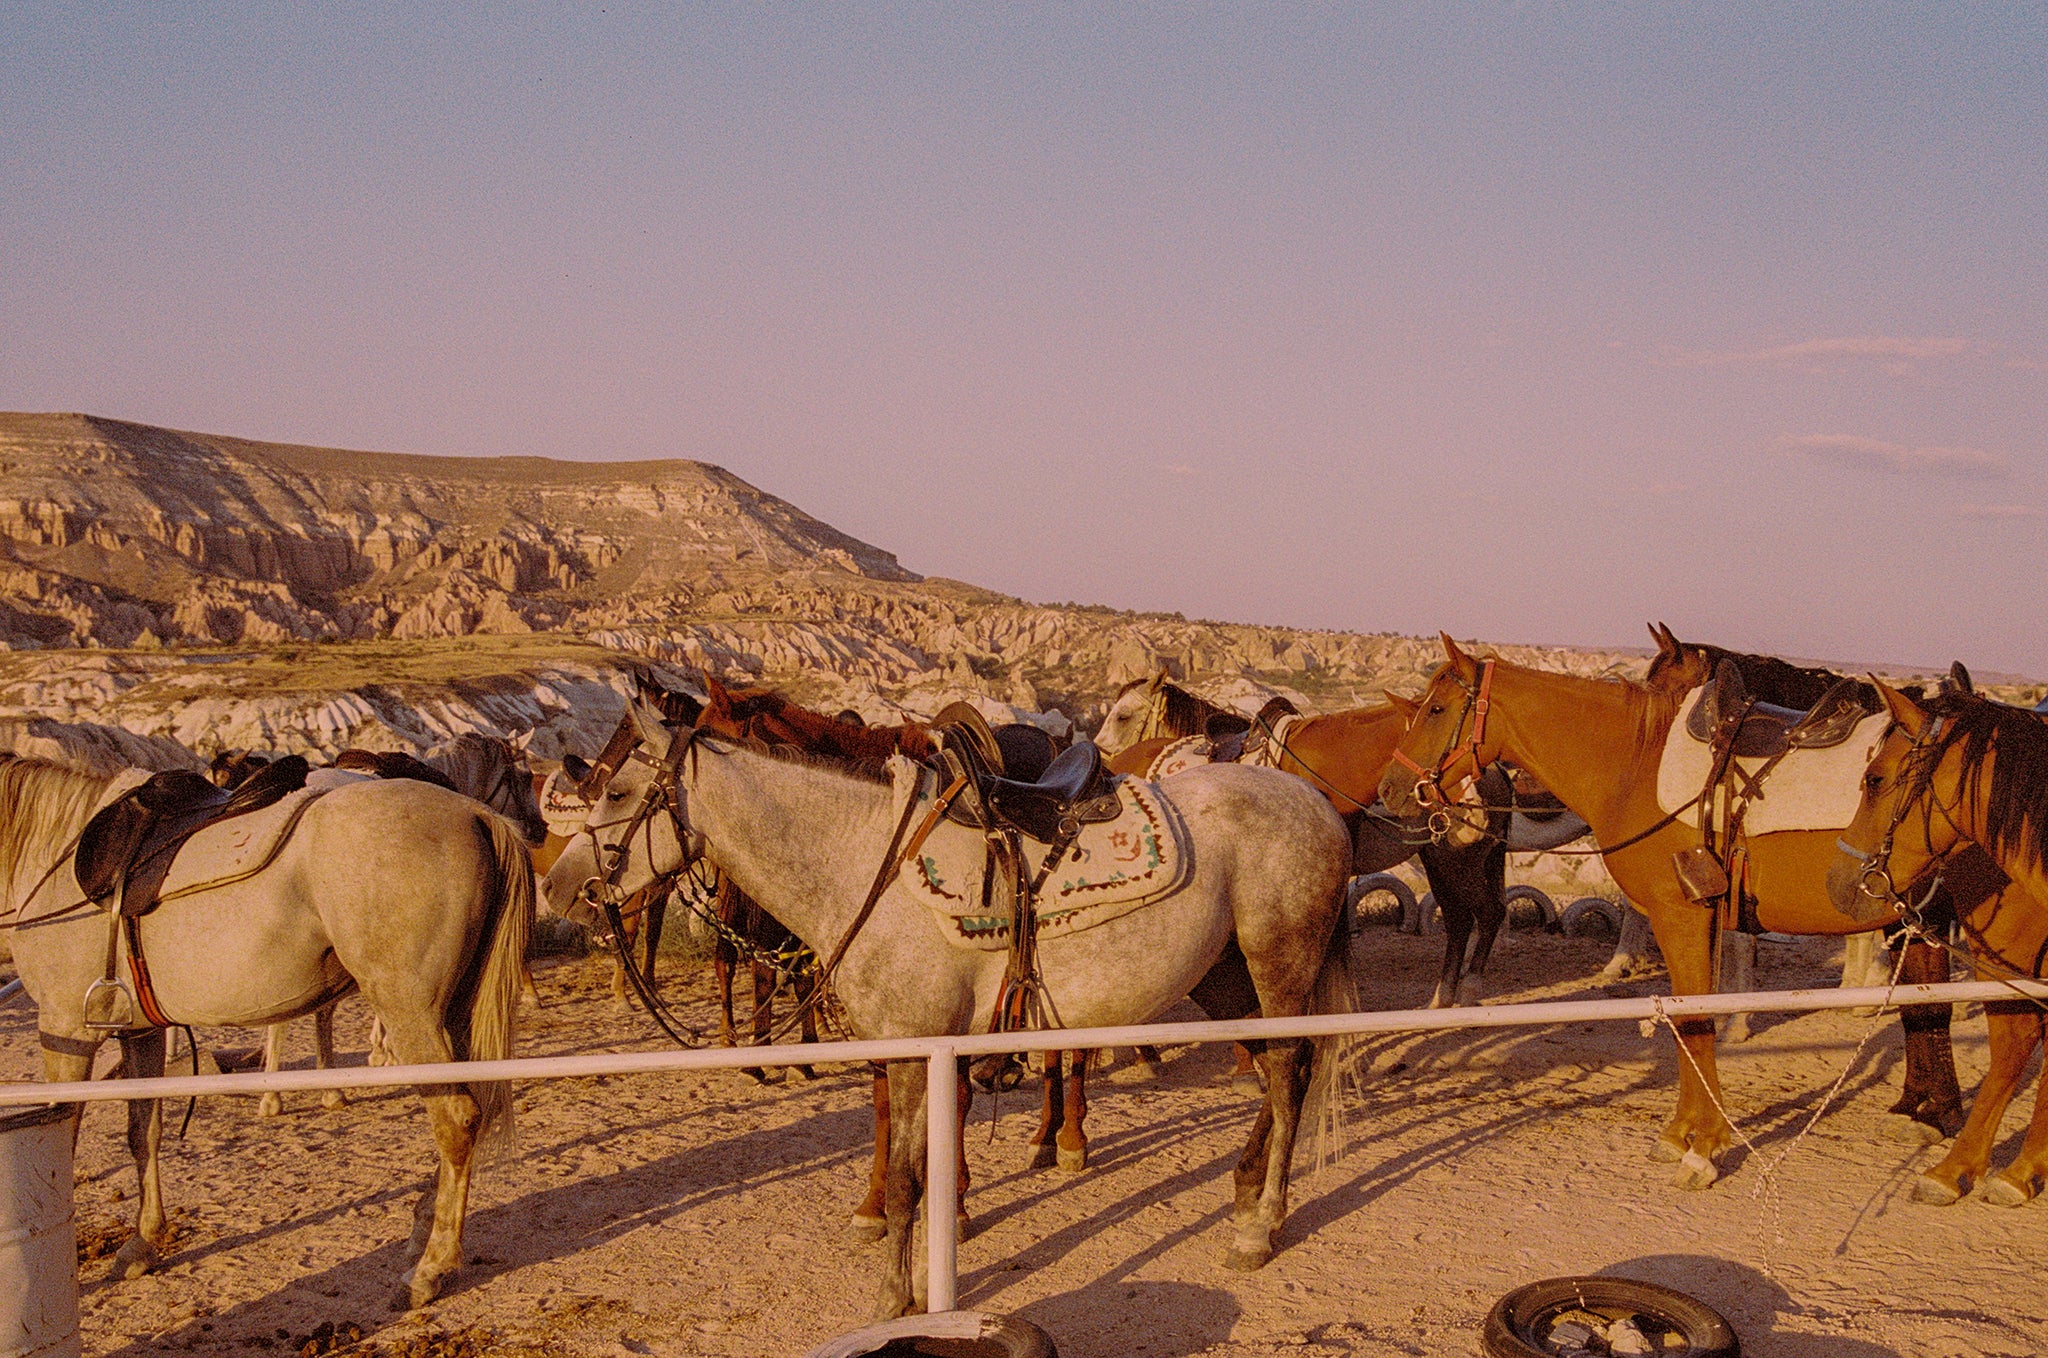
[1685,663,1867,757]
[929,704,1119,846]
[76,756,312,918]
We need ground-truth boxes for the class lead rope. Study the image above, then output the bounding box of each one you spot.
[1651,935,1913,1281]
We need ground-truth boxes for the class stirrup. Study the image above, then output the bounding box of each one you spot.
[83,977,141,1032]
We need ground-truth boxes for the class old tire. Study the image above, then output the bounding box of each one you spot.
[1415,892,1445,935]
[1562,896,1622,939]
[1350,873,1416,929]
[803,1310,1057,1358]
[1502,885,1557,931]
[1483,1276,1738,1358]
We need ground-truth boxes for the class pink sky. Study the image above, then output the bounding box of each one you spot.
[4,7,2043,675]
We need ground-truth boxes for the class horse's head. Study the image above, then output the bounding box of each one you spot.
[1828,682,1952,921]
[1376,634,1503,823]
[541,698,701,931]
[1642,622,1712,694]
[1095,671,1167,755]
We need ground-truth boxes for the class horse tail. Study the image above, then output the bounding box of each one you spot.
[464,812,533,1162]
[1301,898,1361,1175]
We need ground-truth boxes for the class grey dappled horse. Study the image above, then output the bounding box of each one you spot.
[260,733,548,1113]
[1,755,532,1309]
[547,700,1357,1319]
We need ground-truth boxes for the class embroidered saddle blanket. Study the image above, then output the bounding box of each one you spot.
[538,768,595,838]
[1656,685,1890,836]
[891,759,1192,950]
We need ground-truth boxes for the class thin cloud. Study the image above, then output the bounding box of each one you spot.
[1956,503,2043,520]
[1666,334,1974,369]
[1785,434,2010,480]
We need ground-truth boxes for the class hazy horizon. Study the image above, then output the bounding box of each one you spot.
[5,7,2042,674]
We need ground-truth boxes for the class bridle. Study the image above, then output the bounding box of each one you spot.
[1389,659,1495,840]
[1841,714,1961,922]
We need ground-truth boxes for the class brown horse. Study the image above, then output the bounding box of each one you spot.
[1378,632,1986,1186]
[1831,684,2048,1205]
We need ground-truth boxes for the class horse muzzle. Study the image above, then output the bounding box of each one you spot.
[1825,843,1892,924]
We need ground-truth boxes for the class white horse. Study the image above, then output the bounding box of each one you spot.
[258,733,549,1115]
[546,701,1357,1319]
[1,754,531,1309]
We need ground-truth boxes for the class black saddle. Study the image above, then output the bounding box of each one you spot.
[931,709,1118,845]
[1685,663,1866,757]
[76,756,310,917]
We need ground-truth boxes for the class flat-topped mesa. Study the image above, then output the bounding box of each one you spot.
[0,412,918,647]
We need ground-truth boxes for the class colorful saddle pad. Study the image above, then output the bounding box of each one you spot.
[1143,735,1214,781]
[1656,685,1889,836]
[890,758,1192,950]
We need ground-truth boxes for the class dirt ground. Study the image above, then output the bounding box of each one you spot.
[6,924,2046,1358]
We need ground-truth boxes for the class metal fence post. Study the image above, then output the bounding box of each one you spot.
[925,1043,959,1313]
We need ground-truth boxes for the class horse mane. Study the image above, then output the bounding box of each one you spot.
[425,733,516,797]
[0,755,111,903]
[716,686,936,762]
[1917,692,2048,877]
[742,738,895,786]
[1158,682,1229,740]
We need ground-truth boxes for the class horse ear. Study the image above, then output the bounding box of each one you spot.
[510,729,533,753]
[704,675,734,717]
[1650,622,1682,662]
[1384,691,1419,721]
[1873,679,1928,734]
[629,698,674,758]
[1439,632,1478,679]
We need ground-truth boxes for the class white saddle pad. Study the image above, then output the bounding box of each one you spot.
[155,788,328,903]
[1655,686,1890,836]
[891,759,1192,951]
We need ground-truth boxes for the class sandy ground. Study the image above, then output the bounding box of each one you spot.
[5,925,2046,1358]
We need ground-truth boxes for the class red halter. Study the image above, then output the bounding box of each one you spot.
[1390,659,1495,809]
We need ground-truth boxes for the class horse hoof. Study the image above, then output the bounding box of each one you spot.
[321,1090,348,1111]
[1884,1113,1948,1146]
[1911,1174,1963,1205]
[109,1235,158,1280]
[845,1213,886,1244]
[957,1210,974,1241]
[1222,1243,1272,1272]
[1057,1145,1087,1174]
[1229,1072,1264,1098]
[1982,1174,2032,1208]
[1024,1143,1058,1172]
[258,1093,283,1118]
[1647,1137,1686,1164]
[1673,1149,1719,1190]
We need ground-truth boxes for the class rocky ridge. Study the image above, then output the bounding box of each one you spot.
[3,411,2036,772]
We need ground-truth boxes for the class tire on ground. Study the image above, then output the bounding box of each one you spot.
[1561,896,1622,939]
[1483,1275,1738,1358]
[1501,885,1557,931]
[803,1311,1057,1358]
[1349,873,1416,930]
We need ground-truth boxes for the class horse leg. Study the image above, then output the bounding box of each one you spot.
[874,1059,929,1320]
[259,1021,289,1117]
[611,906,641,1012]
[1460,849,1508,1004]
[1133,1043,1167,1080]
[1916,1001,2037,1204]
[315,1000,347,1110]
[791,965,819,1080]
[1889,939,1965,1142]
[395,1090,482,1310]
[1985,1010,2048,1206]
[1056,1051,1088,1173]
[743,960,773,1083]
[713,947,738,1048]
[1717,932,1756,1045]
[1026,1058,1061,1171]
[1650,904,1732,1184]
[1228,1042,1264,1096]
[1224,1038,1314,1271]
[1429,896,1472,1010]
[848,1064,889,1242]
[112,1029,169,1280]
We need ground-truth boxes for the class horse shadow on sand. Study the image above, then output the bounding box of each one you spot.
[87,1089,882,1357]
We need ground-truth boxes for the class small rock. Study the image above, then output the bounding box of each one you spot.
[1546,1319,1597,1351]
[1606,1316,1654,1355]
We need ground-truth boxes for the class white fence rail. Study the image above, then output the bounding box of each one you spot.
[5,980,2046,1312]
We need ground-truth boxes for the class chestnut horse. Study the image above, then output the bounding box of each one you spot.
[1379,632,1991,1187]
[1832,685,2048,1206]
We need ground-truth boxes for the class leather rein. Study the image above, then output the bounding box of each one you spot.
[573,720,970,1046]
